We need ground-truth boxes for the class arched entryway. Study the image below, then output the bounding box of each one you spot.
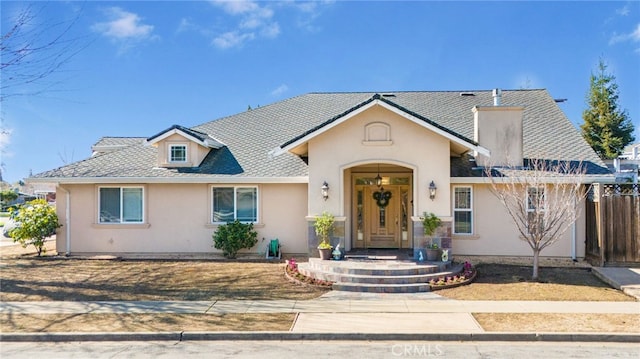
[349,163,414,250]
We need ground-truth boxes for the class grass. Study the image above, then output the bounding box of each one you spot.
[474,313,640,333]
[0,313,294,333]
[438,263,634,301]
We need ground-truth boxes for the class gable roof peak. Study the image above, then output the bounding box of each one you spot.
[146,124,224,149]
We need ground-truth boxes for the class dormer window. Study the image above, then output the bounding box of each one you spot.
[169,144,187,163]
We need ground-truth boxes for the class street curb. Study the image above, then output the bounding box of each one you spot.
[1,331,639,343]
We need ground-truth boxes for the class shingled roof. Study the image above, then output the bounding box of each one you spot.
[31,89,610,182]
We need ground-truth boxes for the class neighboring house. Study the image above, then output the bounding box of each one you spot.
[28,89,612,259]
[605,143,640,183]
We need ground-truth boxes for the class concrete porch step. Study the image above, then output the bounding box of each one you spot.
[304,257,451,276]
[331,282,432,293]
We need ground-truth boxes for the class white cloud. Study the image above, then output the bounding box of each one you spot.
[206,0,333,49]
[616,5,630,16]
[212,31,255,49]
[271,84,288,97]
[0,127,13,166]
[92,7,157,53]
[212,0,261,15]
[177,18,194,33]
[261,22,280,38]
[210,0,277,49]
[609,23,640,45]
[0,128,12,154]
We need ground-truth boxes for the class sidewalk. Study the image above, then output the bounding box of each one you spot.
[2,297,639,315]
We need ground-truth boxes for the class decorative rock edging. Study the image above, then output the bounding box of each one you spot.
[428,268,477,291]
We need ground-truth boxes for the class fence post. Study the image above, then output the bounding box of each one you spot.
[594,183,605,267]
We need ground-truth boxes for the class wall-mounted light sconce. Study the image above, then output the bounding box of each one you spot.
[429,181,437,200]
[321,181,329,201]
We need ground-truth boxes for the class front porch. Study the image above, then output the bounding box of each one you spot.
[296,252,463,293]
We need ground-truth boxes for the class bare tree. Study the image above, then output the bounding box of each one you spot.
[485,159,589,280]
[1,3,86,180]
[1,3,86,101]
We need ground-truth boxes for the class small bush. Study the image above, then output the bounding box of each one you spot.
[212,220,258,259]
[9,199,61,256]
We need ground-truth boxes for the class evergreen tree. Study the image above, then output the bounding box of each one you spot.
[581,60,635,159]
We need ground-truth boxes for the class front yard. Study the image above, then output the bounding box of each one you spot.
[1,242,637,333]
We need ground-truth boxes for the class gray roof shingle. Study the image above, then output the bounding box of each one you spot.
[32,89,610,181]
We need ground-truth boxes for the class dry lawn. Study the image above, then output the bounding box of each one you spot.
[0,313,294,333]
[439,263,635,301]
[474,313,640,333]
[0,241,328,302]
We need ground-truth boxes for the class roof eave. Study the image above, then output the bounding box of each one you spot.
[27,176,310,185]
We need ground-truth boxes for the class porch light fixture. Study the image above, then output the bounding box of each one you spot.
[429,181,437,200]
[375,164,382,187]
[321,181,329,201]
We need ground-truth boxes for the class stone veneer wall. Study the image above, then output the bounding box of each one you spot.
[412,220,452,259]
[307,219,345,256]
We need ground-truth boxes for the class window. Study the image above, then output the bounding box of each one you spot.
[212,186,258,223]
[99,187,144,223]
[169,144,187,162]
[527,187,545,234]
[453,186,473,234]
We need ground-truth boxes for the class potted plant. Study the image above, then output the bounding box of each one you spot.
[421,212,442,261]
[314,211,334,260]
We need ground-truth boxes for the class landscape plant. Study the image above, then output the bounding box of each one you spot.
[314,211,334,249]
[212,220,258,259]
[8,199,60,256]
[1,189,18,211]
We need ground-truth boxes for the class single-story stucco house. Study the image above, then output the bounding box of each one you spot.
[28,89,612,259]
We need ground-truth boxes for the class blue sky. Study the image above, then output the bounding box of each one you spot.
[1,1,639,184]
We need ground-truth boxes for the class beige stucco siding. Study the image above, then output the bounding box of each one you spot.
[56,182,308,255]
[307,105,451,219]
[452,184,586,258]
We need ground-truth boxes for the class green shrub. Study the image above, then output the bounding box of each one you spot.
[9,199,61,256]
[212,220,258,259]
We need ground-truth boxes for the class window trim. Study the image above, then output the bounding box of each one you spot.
[452,185,473,235]
[168,143,188,163]
[211,185,259,224]
[98,186,145,224]
[526,186,546,235]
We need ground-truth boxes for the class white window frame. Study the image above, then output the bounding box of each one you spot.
[211,185,259,224]
[526,186,546,234]
[98,186,145,224]
[168,143,188,163]
[453,185,473,235]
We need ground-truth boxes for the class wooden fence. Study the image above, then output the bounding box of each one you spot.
[585,183,640,266]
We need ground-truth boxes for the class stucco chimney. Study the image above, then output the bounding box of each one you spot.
[492,88,502,106]
[473,101,524,167]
